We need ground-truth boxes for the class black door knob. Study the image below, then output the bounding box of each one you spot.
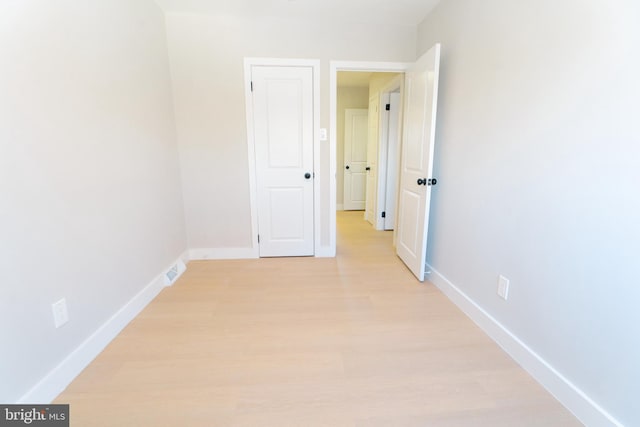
[366,166,371,171]
[417,178,425,185]
[304,172,311,179]
[345,165,350,170]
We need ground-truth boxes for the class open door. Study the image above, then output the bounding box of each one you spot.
[396,44,441,281]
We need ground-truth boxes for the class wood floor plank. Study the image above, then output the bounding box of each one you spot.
[54,211,581,426]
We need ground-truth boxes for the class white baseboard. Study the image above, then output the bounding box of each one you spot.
[315,245,336,258]
[190,247,335,259]
[426,264,622,427]
[18,251,189,404]
[189,247,258,260]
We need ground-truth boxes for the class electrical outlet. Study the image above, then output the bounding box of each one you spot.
[52,298,69,328]
[497,275,510,300]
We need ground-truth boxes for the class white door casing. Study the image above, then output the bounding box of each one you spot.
[251,65,315,257]
[396,44,441,281]
[344,109,368,211]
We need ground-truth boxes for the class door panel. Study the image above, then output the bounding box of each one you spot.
[344,109,368,210]
[398,189,421,256]
[265,80,304,168]
[396,44,441,281]
[350,173,366,204]
[252,66,314,257]
[267,188,305,239]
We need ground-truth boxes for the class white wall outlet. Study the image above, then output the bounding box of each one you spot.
[52,298,69,328]
[497,275,510,300]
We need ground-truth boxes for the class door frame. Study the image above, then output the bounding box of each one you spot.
[329,61,410,256]
[244,58,321,257]
[376,76,404,232]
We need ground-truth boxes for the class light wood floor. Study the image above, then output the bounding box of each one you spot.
[55,211,581,426]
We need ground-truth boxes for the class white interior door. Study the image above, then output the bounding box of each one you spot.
[365,96,379,224]
[396,44,441,281]
[251,65,314,257]
[344,109,368,210]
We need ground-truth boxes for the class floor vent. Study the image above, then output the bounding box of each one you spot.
[164,260,187,286]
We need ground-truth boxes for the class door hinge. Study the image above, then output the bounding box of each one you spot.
[385,104,390,111]
[251,81,253,92]
[257,234,260,243]
[381,211,386,218]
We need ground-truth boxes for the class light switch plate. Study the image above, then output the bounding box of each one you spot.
[497,275,510,300]
[52,298,69,328]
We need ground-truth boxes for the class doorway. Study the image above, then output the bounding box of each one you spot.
[329,46,441,281]
[332,65,407,248]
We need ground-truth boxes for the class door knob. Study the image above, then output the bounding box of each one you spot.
[304,172,311,179]
[366,167,371,171]
[345,165,350,170]
[417,178,426,185]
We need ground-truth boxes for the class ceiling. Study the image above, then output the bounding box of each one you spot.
[154,0,441,26]
[337,72,373,88]
[337,72,402,88]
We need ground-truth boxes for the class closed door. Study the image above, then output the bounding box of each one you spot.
[343,109,368,210]
[251,65,315,257]
[396,44,441,281]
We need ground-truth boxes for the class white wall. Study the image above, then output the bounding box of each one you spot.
[417,0,640,425]
[164,13,416,252]
[336,86,369,208]
[0,0,187,402]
